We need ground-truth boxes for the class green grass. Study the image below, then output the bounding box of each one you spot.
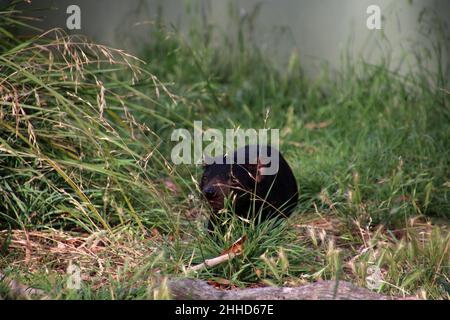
[0,2,449,299]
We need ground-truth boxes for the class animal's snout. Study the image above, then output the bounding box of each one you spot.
[202,186,217,200]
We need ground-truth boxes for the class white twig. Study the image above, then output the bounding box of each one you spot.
[189,252,240,272]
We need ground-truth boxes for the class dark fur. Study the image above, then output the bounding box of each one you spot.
[200,145,298,231]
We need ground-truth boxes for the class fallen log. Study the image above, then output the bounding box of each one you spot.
[168,278,416,300]
[0,272,48,299]
[1,270,416,300]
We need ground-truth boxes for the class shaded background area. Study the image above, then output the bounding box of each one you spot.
[9,0,450,78]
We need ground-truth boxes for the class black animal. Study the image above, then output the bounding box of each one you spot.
[200,145,298,231]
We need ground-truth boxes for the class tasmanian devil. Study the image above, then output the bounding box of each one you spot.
[200,145,298,231]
